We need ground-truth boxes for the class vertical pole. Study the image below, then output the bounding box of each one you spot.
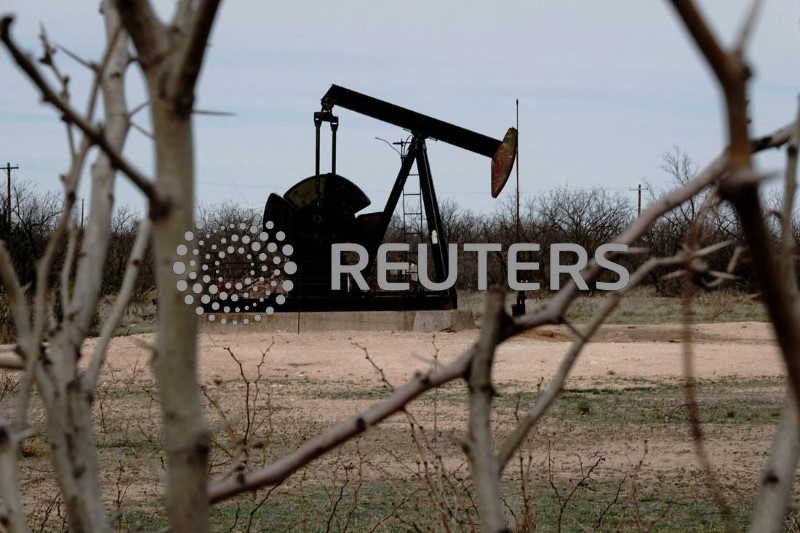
[5,163,10,225]
[630,183,647,218]
[5,163,19,225]
[637,184,642,218]
[330,116,339,175]
[314,114,322,176]
[81,198,85,228]
[515,100,520,243]
[296,267,301,335]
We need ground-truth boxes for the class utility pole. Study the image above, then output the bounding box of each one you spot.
[4,162,18,225]
[515,99,520,243]
[629,183,648,217]
[512,99,526,317]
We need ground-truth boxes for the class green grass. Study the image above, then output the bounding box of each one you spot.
[17,370,783,531]
[495,377,784,426]
[107,376,785,531]
[521,485,751,532]
[116,479,753,532]
[521,288,767,325]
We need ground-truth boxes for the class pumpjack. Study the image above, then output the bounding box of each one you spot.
[262,84,517,312]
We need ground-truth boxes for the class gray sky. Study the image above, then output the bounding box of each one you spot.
[1,1,798,218]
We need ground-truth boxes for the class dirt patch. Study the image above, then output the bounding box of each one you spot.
[520,321,776,344]
[7,321,789,529]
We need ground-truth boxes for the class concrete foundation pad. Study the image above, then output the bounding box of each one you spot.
[198,309,477,332]
[412,310,476,332]
[200,310,417,332]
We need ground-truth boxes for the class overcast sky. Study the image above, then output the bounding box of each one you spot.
[1,1,798,218]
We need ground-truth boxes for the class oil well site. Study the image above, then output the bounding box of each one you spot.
[1,1,799,532]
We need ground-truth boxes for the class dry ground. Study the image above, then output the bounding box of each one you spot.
[3,319,793,531]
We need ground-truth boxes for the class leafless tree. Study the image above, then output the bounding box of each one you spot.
[0,1,798,532]
[0,0,219,530]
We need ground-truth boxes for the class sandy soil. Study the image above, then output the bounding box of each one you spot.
[91,321,783,387]
[12,321,789,527]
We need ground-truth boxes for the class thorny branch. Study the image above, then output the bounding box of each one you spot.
[167,0,222,112]
[466,290,506,531]
[86,218,152,388]
[750,102,800,533]
[209,122,794,503]
[0,5,138,531]
[681,193,737,532]
[0,17,162,210]
[667,1,800,530]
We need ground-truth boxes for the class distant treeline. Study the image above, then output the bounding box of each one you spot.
[1,149,795,319]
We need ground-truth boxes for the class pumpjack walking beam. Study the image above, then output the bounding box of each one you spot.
[323,85,500,157]
[320,85,517,197]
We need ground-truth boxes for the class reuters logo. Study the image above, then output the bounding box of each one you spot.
[172,216,296,325]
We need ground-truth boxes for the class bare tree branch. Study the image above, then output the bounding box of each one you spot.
[669,2,800,530]
[669,0,729,85]
[669,0,752,168]
[115,1,218,529]
[681,200,736,531]
[59,223,79,314]
[0,353,24,371]
[780,101,800,295]
[82,24,123,123]
[498,250,696,468]
[209,343,479,503]
[112,0,166,70]
[0,5,135,530]
[0,17,162,209]
[669,0,800,406]
[750,392,800,532]
[167,0,222,113]
[0,425,26,533]
[0,243,31,349]
[513,122,794,335]
[66,5,132,350]
[85,218,151,388]
[209,122,794,503]
[734,0,765,53]
[749,100,800,533]
[467,290,506,531]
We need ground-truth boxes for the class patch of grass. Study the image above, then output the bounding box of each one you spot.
[496,377,784,426]
[96,385,152,400]
[524,288,767,324]
[517,484,751,532]
[116,479,753,532]
[577,398,591,415]
[114,506,166,532]
[20,436,49,458]
[313,383,390,401]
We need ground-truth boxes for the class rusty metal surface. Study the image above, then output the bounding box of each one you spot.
[491,127,518,198]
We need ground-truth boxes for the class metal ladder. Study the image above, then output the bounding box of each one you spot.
[399,141,424,288]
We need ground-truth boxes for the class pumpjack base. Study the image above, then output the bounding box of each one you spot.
[203,291,456,314]
[277,291,456,312]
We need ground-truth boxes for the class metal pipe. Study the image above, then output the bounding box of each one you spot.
[331,116,339,175]
[314,113,322,176]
